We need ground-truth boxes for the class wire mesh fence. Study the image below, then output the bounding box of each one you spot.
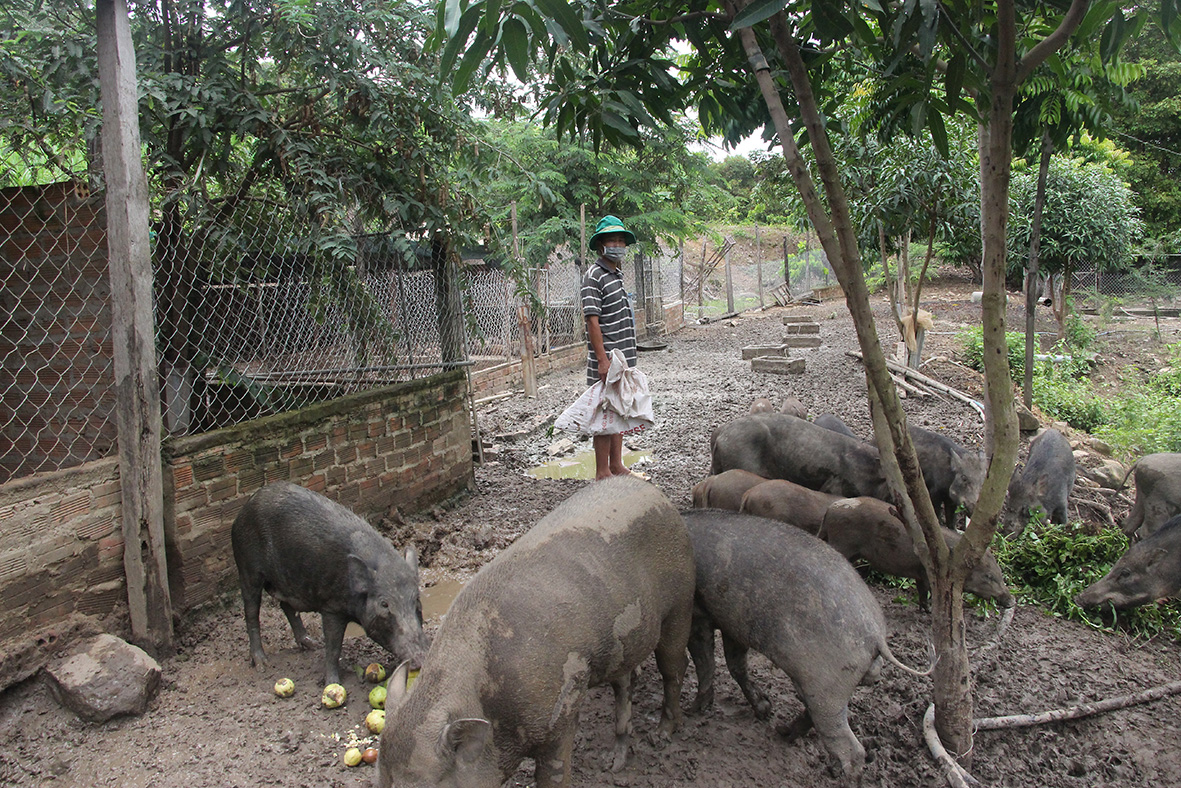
[1,174,115,484]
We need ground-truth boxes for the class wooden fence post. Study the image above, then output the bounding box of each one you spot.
[97,0,174,656]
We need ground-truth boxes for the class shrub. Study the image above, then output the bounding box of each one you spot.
[957,326,1026,380]
[1095,342,1181,456]
[1032,369,1108,432]
[993,524,1181,641]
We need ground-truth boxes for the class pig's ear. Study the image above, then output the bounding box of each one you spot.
[442,718,491,764]
[346,554,374,599]
[386,660,411,709]
[404,544,419,575]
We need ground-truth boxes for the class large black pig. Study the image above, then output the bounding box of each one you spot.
[682,509,927,780]
[1076,514,1181,609]
[231,482,428,686]
[1002,428,1076,535]
[711,412,889,499]
[377,476,695,788]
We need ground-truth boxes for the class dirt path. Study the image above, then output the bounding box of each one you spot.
[3,276,1180,787]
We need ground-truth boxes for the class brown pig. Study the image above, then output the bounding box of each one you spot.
[739,479,842,536]
[377,476,695,788]
[691,468,768,511]
[820,497,1014,609]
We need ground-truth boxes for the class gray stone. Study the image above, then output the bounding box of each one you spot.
[1082,458,1129,490]
[751,356,806,375]
[44,634,161,723]
[546,437,575,457]
[741,344,789,360]
[782,314,813,324]
[1015,401,1041,432]
[781,335,823,348]
[784,322,820,334]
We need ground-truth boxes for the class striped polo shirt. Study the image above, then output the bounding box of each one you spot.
[581,258,637,383]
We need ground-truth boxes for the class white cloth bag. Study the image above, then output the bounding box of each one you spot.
[554,349,655,436]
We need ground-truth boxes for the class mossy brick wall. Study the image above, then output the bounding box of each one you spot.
[163,369,473,610]
[0,370,471,689]
[470,342,585,398]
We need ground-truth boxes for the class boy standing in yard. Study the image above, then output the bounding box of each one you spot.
[581,215,645,481]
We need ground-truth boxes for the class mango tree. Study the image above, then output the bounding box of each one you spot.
[433,0,1180,759]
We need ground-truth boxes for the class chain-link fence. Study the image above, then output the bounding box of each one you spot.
[1,173,115,484]
[682,235,834,319]
[1070,257,1181,306]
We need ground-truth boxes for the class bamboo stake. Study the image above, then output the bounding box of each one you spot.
[974,680,1181,731]
[847,351,985,420]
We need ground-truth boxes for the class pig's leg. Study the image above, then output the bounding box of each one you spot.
[806,697,865,780]
[609,674,634,772]
[320,612,348,686]
[533,726,576,788]
[721,634,771,720]
[686,612,716,714]
[916,574,931,612]
[1122,492,1145,536]
[279,602,318,650]
[653,607,691,737]
[240,576,268,668]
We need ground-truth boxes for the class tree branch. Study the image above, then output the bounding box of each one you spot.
[1017,0,1090,83]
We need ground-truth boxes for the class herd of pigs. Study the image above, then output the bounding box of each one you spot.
[229,403,1181,787]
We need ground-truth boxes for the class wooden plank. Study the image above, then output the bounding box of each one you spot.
[96,0,173,655]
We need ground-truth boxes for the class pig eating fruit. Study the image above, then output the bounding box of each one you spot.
[377,476,695,788]
[682,509,928,780]
[231,482,428,686]
[1076,514,1181,609]
[820,497,1014,609]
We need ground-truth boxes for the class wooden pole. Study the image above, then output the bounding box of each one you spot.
[96,0,173,656]
[698,238,706,319]
[724,243,735,313]
[755,223,764,308]
[576,203,586,342]
[783,236,791,291]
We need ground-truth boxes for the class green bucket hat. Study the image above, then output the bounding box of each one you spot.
[589,215,637,250]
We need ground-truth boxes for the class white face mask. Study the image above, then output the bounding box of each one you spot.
[602,246,626,263]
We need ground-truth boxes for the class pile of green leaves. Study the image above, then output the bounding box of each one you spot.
[993,524,1181,641]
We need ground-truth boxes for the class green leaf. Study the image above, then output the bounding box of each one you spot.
[502,17,530,82]
[533,0,588,52]
[441,4,483,76]
[928,110,948,158]
[945,52,965,107]
[442,0,463,37]
[731,0,790,31]
[454,30,492,92]
[812,0,854,42]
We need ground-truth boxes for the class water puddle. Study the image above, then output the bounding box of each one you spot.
[525,449,652,480]
[421,577,465,622]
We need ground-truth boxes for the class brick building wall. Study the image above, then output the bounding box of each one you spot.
[0,182,116,482]
[0,370,472,689]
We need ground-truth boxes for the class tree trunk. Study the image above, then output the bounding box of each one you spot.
[1024,131,1054,407]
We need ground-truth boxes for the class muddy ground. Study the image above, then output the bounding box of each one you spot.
[3,272,1181,788]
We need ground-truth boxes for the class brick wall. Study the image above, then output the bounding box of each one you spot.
[0,370,472,689]
[0,182,116,482]
[471,342,586,398]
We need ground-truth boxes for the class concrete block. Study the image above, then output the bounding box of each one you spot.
[741,344,789,360]
[751,356,806,374]
[782,314,813,324]
[781,335,823,348]
[784,322,820,334]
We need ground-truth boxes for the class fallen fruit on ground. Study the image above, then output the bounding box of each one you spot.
[273,678,295,698]
[364,663,386,683]
[343,747,363,767]
[368,684,387,709]
[362,748,379,765]
[365,709,385,734]
[321,683,347,709]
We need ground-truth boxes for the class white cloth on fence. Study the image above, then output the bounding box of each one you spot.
[554,350,654,436]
